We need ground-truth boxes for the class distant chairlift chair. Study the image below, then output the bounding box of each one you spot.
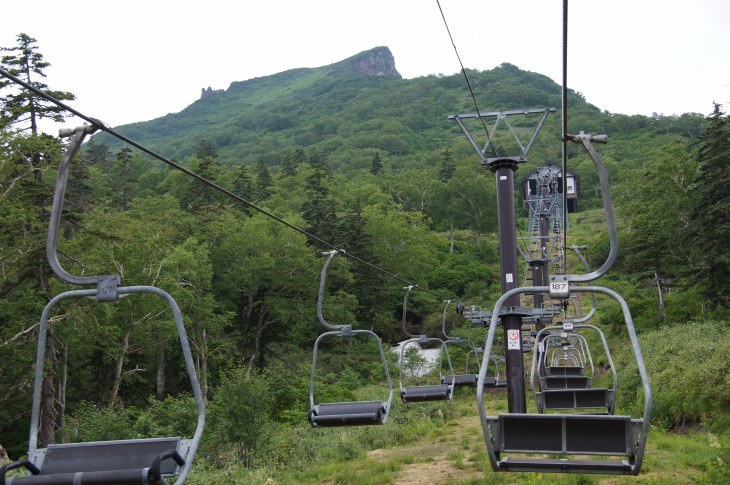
[439,300,477,387]
[440,301,506,388]
[531,325,618,414]
[539,332,591,387]
[399,287,455,402]
[309,251,394,427]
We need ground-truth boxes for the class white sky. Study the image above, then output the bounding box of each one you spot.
[3,0,729,130]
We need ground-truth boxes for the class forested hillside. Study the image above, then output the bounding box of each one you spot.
[3,39,730,483]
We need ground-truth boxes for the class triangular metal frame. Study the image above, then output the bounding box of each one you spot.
[449,108,556,165]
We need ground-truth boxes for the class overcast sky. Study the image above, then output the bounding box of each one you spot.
[3,0,729,130]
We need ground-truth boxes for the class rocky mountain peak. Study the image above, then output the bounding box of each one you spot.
[351,47,401,79]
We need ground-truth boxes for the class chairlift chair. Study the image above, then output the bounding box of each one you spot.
[308,251,394,427]
[399,287,455,402]
[474,132,651,475]
[0,124,205,485]
[531,325,617,413]
[539,332,592,390]
[440,301,506,388]
[439,300,478,387]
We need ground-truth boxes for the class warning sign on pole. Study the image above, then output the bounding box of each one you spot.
[507,329,521,350]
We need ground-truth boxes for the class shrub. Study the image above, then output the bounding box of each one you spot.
[616,319,730,430]
[66,402,136,442]
[206,366,272,466]
[133,393,199,438]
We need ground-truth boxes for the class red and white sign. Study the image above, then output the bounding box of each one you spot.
[507,329,521,350]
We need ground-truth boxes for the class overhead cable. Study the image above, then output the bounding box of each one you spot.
[561,0,569,273]
[435,0,498,158]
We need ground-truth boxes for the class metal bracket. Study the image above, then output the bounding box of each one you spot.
[549,275,570,299]
[96,275,121,302]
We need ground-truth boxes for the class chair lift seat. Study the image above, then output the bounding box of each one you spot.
[542,375,591,389]
[488,413,641,475]
[441,374,478,386]
[309,401,386,427]
[538,388,613,411]
[546,365,584,376]
[1,437,184,485]
[401,384,452,402]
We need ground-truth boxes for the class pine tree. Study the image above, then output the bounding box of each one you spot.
[115,146,133,211]
[195,139,217,160]
[302,149,336,243]
[255,160,273,201]
[438,148,455,182]
[688,103,730,308]
[1,35,77,447]
[337,200,382,321]
[1,34,75,133]
[281,147,304,178]
[370,152,383,175]
[232,165,253,213]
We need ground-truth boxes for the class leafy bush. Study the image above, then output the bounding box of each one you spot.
[616,319,730,430]
[206,367,272,465]
[66,402,136,442]
[133,393,199,439]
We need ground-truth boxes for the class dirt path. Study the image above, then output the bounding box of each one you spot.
[366,414,487,484]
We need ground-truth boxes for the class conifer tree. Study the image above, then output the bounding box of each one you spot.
[281,148,304,178]
[1,33,75,133]
[115,146,133,211]
[438,148,455,182]
[1,34,77,447]
[370,152,383,175]
[302,149,336,243]
[232,165,253,213]
[337,200,382,320]
[688,103,730,308]
[195,139,217,160]
[255,160,273,201]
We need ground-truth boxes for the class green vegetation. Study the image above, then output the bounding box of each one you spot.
[2,34,730,484]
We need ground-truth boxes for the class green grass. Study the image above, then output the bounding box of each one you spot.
[187,377,726,484]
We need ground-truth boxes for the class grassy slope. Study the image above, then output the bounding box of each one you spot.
[293,390,717,485]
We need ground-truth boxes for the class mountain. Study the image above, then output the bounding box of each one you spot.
[91,46,704,173]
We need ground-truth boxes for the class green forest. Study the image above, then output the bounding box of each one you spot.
[2,35,730,484]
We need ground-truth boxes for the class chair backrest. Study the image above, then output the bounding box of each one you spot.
[39,438,181,476]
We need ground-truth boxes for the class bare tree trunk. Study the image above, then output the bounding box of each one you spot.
[247,307,268,377]
[40,324,56,447]
[241,295,253,355]
[0,444,9,465]
[110,328,131,406]
[655,272,666,322]
[449,224,455,254]
[57,341,68,443]
[156,348,166,399]
[198,327,209,403]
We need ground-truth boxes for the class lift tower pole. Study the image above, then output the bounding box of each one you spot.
[491,157,526,413]
[449,108,554,413]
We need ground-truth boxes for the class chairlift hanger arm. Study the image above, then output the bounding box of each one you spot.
[316,250,346,332]
[568,246,598,322]
[401,285,421,339]
[441,299,457,340]
[47,125,109,286]
[562,132,618,283]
